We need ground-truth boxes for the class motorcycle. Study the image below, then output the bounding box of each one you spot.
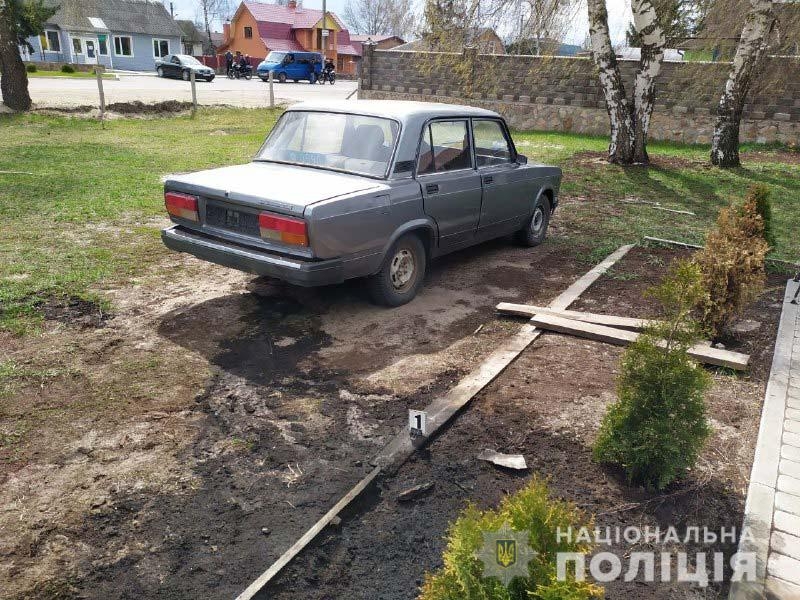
[229,63,253,80]
[318,68,335,85]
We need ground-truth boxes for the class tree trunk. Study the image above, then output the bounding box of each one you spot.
[202,3,214,55]
[711,0,775,168]
[587,0,635,164]
[631,0,665,164]
[0,0,32,111]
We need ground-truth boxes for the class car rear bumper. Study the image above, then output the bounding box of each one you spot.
[161,225,344,286]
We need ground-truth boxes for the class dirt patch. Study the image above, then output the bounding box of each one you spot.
[107,101,194,115]
[261,246,783,600]
[38,295,110,329]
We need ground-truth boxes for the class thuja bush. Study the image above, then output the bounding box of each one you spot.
[593,261,712,490]
[695,185,771,336]
[26,64,37,73]
[61,64,75,73]
[419,477,602,600]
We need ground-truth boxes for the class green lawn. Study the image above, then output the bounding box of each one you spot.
[26,70,115,79]
[1,107,798,334]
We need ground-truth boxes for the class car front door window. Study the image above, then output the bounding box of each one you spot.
[473,119,512,166]
[417,119,481,248]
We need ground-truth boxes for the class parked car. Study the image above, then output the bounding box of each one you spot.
[156,54,215,82]
[161,101,562,306]
[257,51,322,83]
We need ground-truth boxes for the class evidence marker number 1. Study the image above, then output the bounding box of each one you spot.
[409,409,427,439]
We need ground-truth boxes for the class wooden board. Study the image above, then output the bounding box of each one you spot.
[529,313,750,370]
[496,302,657,330]
[234,244,636,599]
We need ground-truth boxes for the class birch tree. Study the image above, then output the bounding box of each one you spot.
[710,0,776,167]
[343,0,417,38]
[587,0,666,164]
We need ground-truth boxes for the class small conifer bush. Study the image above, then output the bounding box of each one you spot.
[593,261,712,490]
[61,64,75,73]
[418,477,602,600]
[26,64,37,73]
[695,186,770,335]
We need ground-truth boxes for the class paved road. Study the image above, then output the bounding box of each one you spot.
[25,73,358,108]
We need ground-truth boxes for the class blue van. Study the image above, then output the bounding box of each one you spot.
[257,51,323,83]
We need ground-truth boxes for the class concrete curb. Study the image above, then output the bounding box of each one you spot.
[730,280,800,600]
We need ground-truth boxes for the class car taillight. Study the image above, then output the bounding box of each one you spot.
[258,213,308,246]
[165,192,199,222]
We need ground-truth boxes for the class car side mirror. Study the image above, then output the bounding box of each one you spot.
[516,154,528,165]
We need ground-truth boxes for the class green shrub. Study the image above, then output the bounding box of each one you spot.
[748,184,776,249]
[695,187,770,335]
[419,477,602,600]
[593,261,712,490]
[26,64,37,73]
[61,64,75,73]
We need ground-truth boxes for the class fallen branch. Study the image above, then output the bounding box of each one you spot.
[644,236,797,268]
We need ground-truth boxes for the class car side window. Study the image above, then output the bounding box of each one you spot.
[418,120,472,175]
[171,56,180,64]
[473,119,512,167]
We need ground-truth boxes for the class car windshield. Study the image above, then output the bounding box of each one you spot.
[266,51,286,63]
[255,111,400,178]
[179,55,202,66]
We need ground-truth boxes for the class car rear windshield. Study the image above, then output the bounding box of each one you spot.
[255,111,400,178]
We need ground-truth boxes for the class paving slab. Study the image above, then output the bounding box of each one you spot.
[731,280,800,600]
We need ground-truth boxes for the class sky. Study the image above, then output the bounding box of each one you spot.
[166,0,634,47]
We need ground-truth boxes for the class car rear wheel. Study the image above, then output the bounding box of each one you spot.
[515,196,551,247]
[278,72,286,83]
[368,234,426,306]
[157,66,164,77]
[182,70,190,81]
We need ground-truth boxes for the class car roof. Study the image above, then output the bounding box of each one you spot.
[286,100,501,121]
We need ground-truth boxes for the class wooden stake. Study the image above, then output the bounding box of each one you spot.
[95,68,105,126]
[268,69,274,108]
[190,70,197,117]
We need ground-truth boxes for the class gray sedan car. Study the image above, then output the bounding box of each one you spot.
[161,100,562,305]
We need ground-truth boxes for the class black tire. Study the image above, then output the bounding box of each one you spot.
[182,70,190,81]
[515,196,551,247]
[206,76,215,82]
[278,72,286,83]
[245,72,252,80]
[367,234,427,307]
[156,66,164,77]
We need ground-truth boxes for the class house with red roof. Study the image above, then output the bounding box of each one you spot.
[217,0,361,76]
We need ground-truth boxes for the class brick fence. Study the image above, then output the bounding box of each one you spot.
[359,46,800,145]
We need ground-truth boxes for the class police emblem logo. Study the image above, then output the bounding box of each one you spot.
[496,539,516,568]
[475,522,537,586]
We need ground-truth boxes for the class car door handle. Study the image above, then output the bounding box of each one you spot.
[483,175,494,185]
[425,183,439,194]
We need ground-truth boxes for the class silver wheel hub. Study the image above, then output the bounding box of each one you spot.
[531,207,545,234]
[390,249,415,290]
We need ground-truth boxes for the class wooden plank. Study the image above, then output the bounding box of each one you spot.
[529,313,750,370]
[235,465,381,600]
[235,244,636,599]
[496,302,657,330]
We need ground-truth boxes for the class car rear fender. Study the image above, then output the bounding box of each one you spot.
[374,219,438,274]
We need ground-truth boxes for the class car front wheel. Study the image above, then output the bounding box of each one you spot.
[157,66,164,77]
[515,196,551,247]
[368,234,427,306]
[182,70,190,81]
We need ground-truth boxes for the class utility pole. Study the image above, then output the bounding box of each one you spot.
[169,1,174,17]
[321,0,327,56]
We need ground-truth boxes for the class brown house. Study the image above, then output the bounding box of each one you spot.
[217,0,361,75]
[350,34,405,53]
